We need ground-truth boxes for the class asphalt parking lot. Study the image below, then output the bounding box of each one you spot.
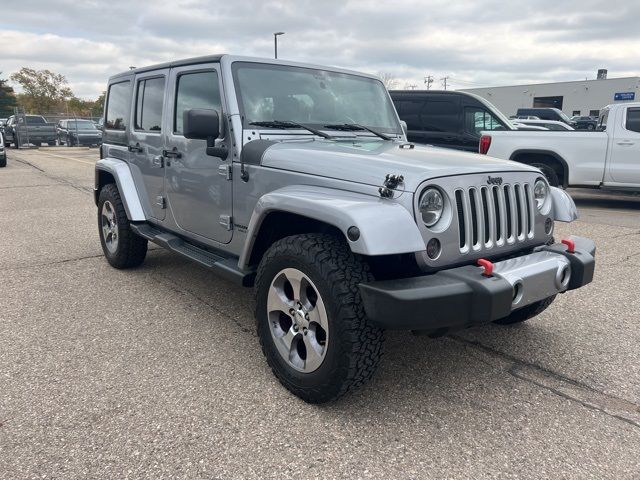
[1,147,639,479]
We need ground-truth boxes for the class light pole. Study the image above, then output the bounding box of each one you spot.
[274,32,285,59]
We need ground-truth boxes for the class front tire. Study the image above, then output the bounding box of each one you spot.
[493,295,556,325]
[97,183,148,269]
[255,233,384,403]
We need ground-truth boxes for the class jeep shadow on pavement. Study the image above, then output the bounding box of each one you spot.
[95,55,596,403]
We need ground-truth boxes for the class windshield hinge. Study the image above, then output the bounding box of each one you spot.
[218,164,232,180]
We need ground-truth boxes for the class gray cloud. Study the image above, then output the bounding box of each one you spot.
[0,0,637,98]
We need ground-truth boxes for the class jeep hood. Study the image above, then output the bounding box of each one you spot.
[257,139,538,192]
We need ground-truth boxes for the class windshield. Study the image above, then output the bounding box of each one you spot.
[554,109,572,123]
[66,120,97,130]
[232,62,401,135]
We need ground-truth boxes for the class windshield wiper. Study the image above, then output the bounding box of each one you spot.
[323,123,393,141]
[248,120,333,139]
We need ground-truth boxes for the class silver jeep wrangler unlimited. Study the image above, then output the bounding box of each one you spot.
[95,55,596,403]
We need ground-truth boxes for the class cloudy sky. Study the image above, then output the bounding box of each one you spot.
[1,0,638,99]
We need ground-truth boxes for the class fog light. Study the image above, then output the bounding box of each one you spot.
[426,238,441,259]
[545,217,553,234]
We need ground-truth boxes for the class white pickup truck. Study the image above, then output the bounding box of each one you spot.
[479,102,640,190]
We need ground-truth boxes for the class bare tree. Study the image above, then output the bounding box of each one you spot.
[377,72,400,90]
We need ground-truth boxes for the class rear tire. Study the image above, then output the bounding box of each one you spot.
[97,183,148,269]
[255,233,384,403]
[0,156,6,168]
[531,162,560,187]
[493,295,556,325]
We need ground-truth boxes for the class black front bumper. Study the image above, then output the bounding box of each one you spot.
[359,236,596,331]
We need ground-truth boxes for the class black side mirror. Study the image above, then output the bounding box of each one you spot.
[183,108,221,140]
[183,108,228,159]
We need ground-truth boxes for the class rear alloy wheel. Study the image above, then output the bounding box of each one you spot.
[255,233,384,403]
[98,184,148,269]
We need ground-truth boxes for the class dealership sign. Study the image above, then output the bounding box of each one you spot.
[614,92,635,101]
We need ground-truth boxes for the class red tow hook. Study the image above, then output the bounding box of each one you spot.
[477,258,494,277]
[561,238,575,253]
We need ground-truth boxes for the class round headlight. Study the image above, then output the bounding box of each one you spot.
[534,179,548,210]
[419,188,444,227]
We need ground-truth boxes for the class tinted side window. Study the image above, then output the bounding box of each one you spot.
[626,108,640,133]
[396,99,423,131]
[135,77,165,132]
[174,71,221,134]
[421,100,459,132]
[105,81,131,131]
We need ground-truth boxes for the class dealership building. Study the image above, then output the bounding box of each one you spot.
[460,70,640,118]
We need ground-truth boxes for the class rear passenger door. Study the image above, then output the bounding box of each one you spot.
[164,64,233,244]
[129,70,168,221]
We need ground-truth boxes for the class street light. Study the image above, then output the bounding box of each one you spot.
[274,32,285,59]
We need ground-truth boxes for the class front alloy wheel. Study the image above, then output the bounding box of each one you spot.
[267,268,329,373]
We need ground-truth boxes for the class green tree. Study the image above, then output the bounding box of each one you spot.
[0,72,17,117]
[10,67,73,113]
[92,91,106,118]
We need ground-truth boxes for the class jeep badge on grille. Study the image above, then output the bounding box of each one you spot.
[487,175,503,185]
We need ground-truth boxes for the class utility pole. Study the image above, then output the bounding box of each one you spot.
[424,75,434,90]
[441,76,450,90]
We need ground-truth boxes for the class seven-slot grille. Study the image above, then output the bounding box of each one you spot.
[454,183,534,253]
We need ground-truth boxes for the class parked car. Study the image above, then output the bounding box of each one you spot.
[511,115,541,120]
[480,102,640,189]
[390,90,515,152]
[3,115,57,147]
[512,119,575,131]
[56,119,103,146]
[572,116,598,131]
[0,118,7,135]
[0,131,6,167]
[515,108,576,127]
[95,55,596,403]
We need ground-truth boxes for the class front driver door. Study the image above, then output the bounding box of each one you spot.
[164,64,233,244]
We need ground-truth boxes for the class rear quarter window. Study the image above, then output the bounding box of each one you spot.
[105,81,131,131]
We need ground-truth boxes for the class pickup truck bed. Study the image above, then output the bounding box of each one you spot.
[480,102,640,190]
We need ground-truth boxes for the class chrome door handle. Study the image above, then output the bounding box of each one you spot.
[617,140,635,146]
[152,155,164,167]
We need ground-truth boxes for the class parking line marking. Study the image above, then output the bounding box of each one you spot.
[35,150,96,165]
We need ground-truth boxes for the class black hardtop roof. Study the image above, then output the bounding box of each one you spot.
[109,54,225,81]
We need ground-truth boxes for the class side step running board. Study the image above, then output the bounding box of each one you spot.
[131,223,255,286]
